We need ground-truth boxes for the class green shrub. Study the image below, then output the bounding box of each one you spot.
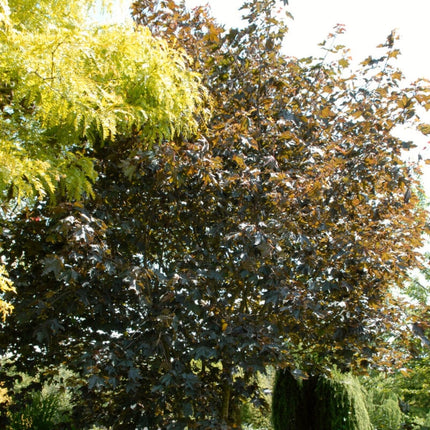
[272,369,372,430]
[272,369,305,430]
[366,395,402,430]
[241,401,272,430]
[7,390,69,430]
[3,365,75,430]
[310,371,372,430]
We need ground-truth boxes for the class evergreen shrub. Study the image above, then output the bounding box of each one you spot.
[272,369,303,430]
[272,369,372,430]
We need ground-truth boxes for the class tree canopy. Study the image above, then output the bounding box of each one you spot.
[1,0,430,428]
[0,0,206,203]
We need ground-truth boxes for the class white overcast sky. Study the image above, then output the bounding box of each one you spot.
[111,0,429,82]
[184,0,430,81]
[109,0,430,187]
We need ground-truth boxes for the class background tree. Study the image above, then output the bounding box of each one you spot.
[1,0,430,428]
[367,258,430,428]
[342,256,430,430]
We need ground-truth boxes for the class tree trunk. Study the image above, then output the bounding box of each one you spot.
[221,382,231,422]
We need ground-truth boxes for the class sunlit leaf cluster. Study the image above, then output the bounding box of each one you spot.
[0,19,206,202]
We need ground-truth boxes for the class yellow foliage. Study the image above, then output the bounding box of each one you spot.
[0,381,10,405]
[0,265,14,321]
[0,0,208,204]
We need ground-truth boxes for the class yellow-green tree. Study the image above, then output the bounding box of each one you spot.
[0,0,208,319]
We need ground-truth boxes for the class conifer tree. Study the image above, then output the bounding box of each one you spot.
[272,369,305,430]
[272,370,372,430]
